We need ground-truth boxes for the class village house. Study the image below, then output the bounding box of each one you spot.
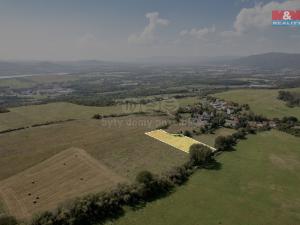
[225,119,239,128]
[269,121,277,128]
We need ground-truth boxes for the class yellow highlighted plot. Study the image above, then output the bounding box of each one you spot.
[145,130,216,153]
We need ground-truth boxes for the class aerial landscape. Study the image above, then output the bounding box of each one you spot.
[0,1,300,225]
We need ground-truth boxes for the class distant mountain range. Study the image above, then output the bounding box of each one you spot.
[138,53,300,69]
[231,52,300,69]
[0,52,299,76]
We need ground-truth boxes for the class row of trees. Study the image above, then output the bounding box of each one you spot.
[214,129,248,151]
[92,111,147,120]
[2,145,213,225]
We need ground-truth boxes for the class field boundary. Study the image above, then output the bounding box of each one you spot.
[0,119,76,135]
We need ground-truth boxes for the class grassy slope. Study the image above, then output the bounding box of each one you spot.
[110,130,300,225]
[0,103,124,131]
[213,88,300,119]
[0,97,199,131]
[0,116,187,181]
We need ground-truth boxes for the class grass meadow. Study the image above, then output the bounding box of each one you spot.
[0,116,187,181]
[0,97,199,131]
[213,88,300,119]
[109,130,300,225]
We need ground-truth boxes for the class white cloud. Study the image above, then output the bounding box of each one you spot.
[77,33,98,45]
[180,30,189,36]
[128,12,169,45]
[180,26,216,39]
[225,0,300,35]
[220,30,241,38]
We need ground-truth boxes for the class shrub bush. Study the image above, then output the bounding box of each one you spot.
[0,107,9,113]
[183,130,192,137]
[0,215,18,225]
[92,114,103,120]
[215,135,236,151]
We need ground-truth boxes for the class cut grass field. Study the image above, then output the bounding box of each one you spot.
[0,148,126,219]
[146,130,216,153]
[109,130,300,225]
[0,116,187,181]
[213,88,300,119]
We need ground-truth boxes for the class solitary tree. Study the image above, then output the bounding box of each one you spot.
[92,114,103,120]
[189,144,212,165]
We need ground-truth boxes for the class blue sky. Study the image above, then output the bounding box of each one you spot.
[0,0,299,61]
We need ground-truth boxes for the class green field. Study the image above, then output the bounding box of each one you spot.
[0,116,187,181]
[213,88,300,119]
[0,78,35,89]
[0,115,188,218]
[0,97,199,131]
[0,102,124,131]
[109,130,300,225]
[27,74,81,84]
[0,74,81,89]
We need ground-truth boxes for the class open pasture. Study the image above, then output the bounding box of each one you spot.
[0,116,187,181]
[111,130,300,225]
[0,102,124,131]
[145,130,216,153]
[0,96,199,131]
[213,88,300,119]
[0,148,126,219]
